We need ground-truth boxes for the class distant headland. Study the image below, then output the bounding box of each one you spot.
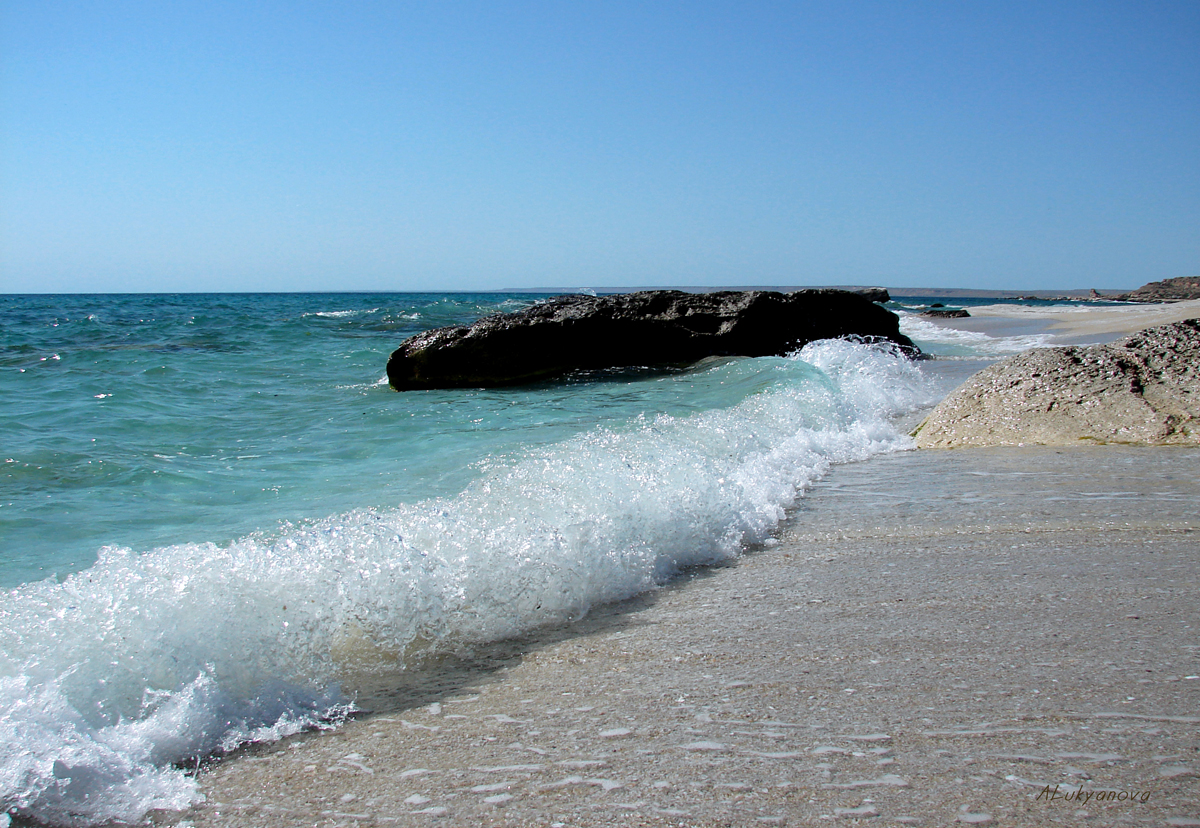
[501,276,1200,303]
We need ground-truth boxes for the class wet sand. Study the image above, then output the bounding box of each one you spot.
[164,446,1200,828]
[921,298,1200,346]
[163,302,1200,828]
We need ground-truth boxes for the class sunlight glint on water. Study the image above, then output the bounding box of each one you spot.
[0,293,948,826]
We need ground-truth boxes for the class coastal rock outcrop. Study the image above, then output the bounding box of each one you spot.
[853,287,891,303]
[388,289,917,390]
[912,319,1200,447]
[1116,276,1200,303]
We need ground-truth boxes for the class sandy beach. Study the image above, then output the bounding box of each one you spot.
[919,298,1200,346]
[162,303,1200,828]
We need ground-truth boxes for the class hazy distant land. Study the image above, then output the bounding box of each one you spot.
[502,285,1129,298]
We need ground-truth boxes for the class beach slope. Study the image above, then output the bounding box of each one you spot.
[169,447,1200,828]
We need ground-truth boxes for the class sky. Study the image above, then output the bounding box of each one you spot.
[1,1,1197,293]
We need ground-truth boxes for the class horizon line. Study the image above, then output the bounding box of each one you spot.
[0,285,1137,298]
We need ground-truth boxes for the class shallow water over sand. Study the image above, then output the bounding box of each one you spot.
[790,443,1200,542]
[6,293,1196,827]
[170,442,1200,827]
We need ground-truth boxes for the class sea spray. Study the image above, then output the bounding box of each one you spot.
[898,312,1057,356]
[0,338,936,826]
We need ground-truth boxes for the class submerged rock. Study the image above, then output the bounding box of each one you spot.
[387,289,917,390]
[920,308,971,319]
[913,319,1200,447]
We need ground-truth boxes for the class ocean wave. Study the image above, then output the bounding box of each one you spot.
[898,313,1056,357]
[0,339,936,827]
[301,308,382,319]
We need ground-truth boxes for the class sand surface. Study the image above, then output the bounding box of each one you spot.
[919,298,1200,345]
[163,446,1200,828]
[157,303,1200,827]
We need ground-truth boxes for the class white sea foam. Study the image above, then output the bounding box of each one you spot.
[899,313,1056,357]
[0,339,935,826]
[301,308,382,319]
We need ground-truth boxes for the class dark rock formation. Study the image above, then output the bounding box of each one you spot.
[1115,277,1200,303]
[920,309,971,319]
[853,287,891,303]
[913,318,1200,447]
[387,289,918,390]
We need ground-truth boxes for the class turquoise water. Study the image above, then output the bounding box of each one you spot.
[0,292,976,826]
[1,293,531,585]
[4,293,812,588]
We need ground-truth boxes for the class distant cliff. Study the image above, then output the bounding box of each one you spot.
[1116,277,1200,303]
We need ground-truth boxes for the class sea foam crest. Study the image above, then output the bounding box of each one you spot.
[899,312,1057,356]
[0,339,935,827]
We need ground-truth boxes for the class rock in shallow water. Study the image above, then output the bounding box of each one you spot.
[913,318,1200,447]
[387,289,917,390]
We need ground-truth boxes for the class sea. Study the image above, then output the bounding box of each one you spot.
[0,291,1074,827]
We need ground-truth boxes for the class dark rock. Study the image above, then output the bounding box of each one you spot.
[853,287,891,303]
[1115,277,1200,303]
[387,289,918,390]
[920,308,971,319]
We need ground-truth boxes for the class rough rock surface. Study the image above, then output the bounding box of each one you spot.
[920,308,970,319]
[387,289,916,390]
[913,319,1200,447]
[1116,276,1200,303]
[852,286,891,303]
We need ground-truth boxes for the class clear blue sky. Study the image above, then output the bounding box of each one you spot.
[2,1,1197,293]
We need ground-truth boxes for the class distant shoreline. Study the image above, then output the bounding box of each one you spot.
[0,287,1141,298]
[917,296,1200,343]
[500,285,1132,299]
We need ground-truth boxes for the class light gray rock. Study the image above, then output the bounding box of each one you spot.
[912,319,1200,447]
